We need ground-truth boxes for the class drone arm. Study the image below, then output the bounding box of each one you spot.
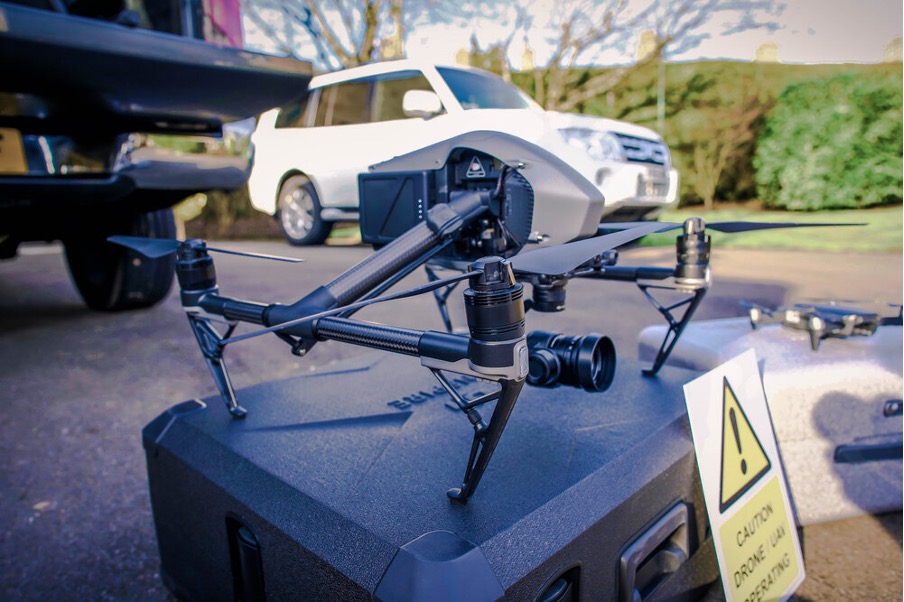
[198,294,269,324]
[265,190,491,336]
[325,190,489,305]
[579,266,675,282]
[314,317,527,382]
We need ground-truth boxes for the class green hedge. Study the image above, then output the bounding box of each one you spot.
[754,72,903,210]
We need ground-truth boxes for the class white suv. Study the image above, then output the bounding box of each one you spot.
[248,60,679,245]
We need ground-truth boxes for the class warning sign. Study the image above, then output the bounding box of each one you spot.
[720,378,771,512]
[720,476,802,602]
[466,156,486,178]
[683,349,805,601]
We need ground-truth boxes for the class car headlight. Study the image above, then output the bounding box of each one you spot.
[559,128,623,162]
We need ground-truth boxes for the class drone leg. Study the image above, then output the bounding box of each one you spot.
[640,287,707,377]
[425,264,460,333]
[433,370,524,503]
[188,316,247,418]
[807,327,824,351]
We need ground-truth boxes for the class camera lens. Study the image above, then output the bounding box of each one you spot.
[527,348,560,387]
[526,331,616,392]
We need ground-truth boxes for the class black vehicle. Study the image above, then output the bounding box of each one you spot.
[0,0,312,309]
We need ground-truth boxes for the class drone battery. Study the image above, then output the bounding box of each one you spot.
[143,355,719,601]
[358,171,436,245]
[639,318,903,525]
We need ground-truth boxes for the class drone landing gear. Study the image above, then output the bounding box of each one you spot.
[187,315,247,418]
[432,369,524,503]
[425,264,463,333]
[639,285,707,377]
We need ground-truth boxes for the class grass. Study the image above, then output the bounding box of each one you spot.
[638,206,903,252]
[326,207,903,251]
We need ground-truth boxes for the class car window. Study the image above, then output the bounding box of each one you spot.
[436,67,534,110]
[274,93,311,128]
[370,71,436,122]
[314,81,370,127]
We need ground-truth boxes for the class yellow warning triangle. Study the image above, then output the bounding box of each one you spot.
[719,378,771,512]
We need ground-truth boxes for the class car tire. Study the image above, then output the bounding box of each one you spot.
[64,208,176,311]
[277,175,332,246]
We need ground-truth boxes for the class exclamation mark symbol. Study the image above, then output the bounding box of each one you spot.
[730,408,747,474]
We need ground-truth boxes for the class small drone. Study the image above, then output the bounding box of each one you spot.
[743,301,902,350]
[112,131,855,502]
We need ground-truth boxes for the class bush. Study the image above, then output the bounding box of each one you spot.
[754,72,903,210]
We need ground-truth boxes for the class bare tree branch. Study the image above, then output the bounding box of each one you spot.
[244,0,406,69]
[515,0,783,111]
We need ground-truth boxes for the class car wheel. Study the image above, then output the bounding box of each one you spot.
[65,208,176,311]
[277,175,332,246]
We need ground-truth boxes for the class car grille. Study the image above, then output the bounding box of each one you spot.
[614,133,669,167]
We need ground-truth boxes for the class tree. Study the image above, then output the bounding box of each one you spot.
[755,72,903,210]
[689,87,770,209]
[476,0,781,113]
[242,0,406,69]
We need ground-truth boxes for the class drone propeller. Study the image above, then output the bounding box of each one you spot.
[107,235,304,263]
[601,219,865,234]
[223,223,662,345]
[510,221,664,275]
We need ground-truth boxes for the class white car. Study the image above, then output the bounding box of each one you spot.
[248,59,679,245]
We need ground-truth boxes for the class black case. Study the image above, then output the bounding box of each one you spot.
[143,354,719,601]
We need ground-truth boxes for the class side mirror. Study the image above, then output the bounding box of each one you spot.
[402,90,442,119]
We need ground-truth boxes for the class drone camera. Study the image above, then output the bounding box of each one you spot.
[526,331,616,392]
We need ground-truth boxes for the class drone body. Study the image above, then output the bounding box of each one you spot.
[746,302,901,350]
[112,131,859,502]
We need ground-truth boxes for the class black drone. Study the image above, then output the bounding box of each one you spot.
[743,300,903,350]
[111,131,856,502]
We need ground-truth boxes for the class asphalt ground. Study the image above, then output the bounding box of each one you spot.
[0,240,901,600]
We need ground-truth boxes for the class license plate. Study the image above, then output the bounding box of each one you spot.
[0,127,27,175]
[646,167,668,182]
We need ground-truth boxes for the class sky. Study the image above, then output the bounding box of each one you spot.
[670,0,903,64]
[404,0,903,66]
[244,0,904,68]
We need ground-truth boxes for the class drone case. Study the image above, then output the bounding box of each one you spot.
[143,355,720,601]
[639,318,903,525]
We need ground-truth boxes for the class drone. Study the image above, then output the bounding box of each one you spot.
[743,300,903,350]
[111,131,856,502]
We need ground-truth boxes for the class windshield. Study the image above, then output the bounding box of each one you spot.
[437,67,536,110]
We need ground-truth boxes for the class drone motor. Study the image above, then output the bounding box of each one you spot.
[674,217,711,289]
[462,257,528,379]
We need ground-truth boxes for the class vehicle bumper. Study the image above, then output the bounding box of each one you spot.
[0,132,252,242]
[591,163,679,220]
[0,132,251,204]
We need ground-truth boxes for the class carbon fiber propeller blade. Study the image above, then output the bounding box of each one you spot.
[599,220,864,234]
[107,236,180,258]
[510,222,664,275]
[108,235,303,263]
